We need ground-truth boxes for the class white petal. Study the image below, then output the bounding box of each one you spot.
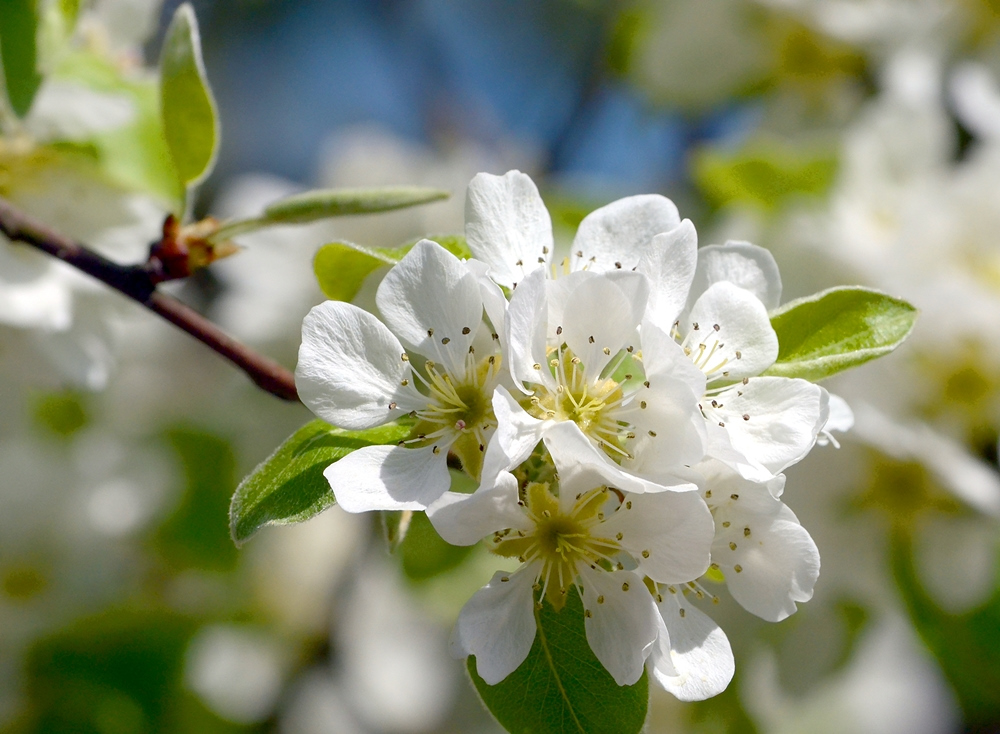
[571,194,680,273]
[818,392,854,447]
[376,239,483,375]
[690,241,782,310]
[684,282,778,380]
[651,594,734,701]
[296,301,424,429]
[579,568,659,686]
[464,258,508,351]
[543,421,697,497]
[601,491,714,583]
[638,219,698,331]
[715,514,820,622]
[640,318,707,394]
[456,566,539,685]
[324,444,450,512]
[626,378,707,481]
[560,272,648,383]
[427,471,530,546]
[465,170,552,289]
[505,267,554,391]
[716,377,826,475]
[485,386,546,482]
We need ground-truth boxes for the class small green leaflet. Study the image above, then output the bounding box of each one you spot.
[469,588,649,734]
[211,186,450,240]
[764,286,917,382]
[158,3,218,193]
[229,419,411,546]
[0,0,43,117]
[313,235,470,302]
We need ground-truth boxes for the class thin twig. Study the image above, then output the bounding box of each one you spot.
[0,196,299,402]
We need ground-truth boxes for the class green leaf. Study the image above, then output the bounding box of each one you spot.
[763,286,917,382]
[55,50,182,206]
[891,528,1000,727]
[0,0,43,117]
[312,234,469,302]
[158,3,218,191]
[693,140,838,212]
[469,587,649,734]
[212,186,450,240]
[230,419,411,546]
[155,428,239,572]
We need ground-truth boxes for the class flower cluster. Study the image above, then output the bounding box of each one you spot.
[296,171,838,699]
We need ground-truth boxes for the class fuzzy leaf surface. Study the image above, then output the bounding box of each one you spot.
[764,287,917,381]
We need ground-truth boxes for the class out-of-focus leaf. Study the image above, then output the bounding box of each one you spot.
[397,474,475,581]
[891,528,1000,728]
[312,234,468,302]
[764,287,917,382]
[0,0,43,117]
[688,670,759,734]
[230,420,411,546]
[55,50,181,205]
[21,609,246,734]
[31,390,88,438]
[693,141,837,211]
[469,587,649,734]
[154,428,238,571]
[158,3,218,191]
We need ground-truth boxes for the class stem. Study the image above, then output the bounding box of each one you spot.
[0,196,299,402]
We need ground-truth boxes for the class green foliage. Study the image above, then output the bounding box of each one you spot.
[54,50,182,206]
[211,187,450,241]
[159,3,218,195]
[693,141,837,211]
[764,286,918,382]
[397,505,474,582]
[31,390,88,438]
[0,0,43,117]
[313,234,469,302]
[230,420,411,546]
[891,528,1000,728]
[18,609,249,734]
[154,428,238,572]
[469,587,649,734]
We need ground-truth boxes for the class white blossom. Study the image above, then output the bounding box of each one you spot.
[296,239,505,512]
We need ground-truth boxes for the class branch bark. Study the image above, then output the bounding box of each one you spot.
[0,196,299,402]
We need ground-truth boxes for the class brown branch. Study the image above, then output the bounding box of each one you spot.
[0,196,299,402]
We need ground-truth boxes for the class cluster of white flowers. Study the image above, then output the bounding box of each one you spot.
[296,171,841,699]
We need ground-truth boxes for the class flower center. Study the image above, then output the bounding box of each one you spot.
[408,352,501,477]
[523,348,639,462]
[492,483,621,610]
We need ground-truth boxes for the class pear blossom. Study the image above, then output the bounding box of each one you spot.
[645,460,819,701]
[428,421,714,686]
[667,244,830,483]
[491,265,706,489]
[295,239,506,512]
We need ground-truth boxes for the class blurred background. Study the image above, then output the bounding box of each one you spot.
[3,0,1000,732]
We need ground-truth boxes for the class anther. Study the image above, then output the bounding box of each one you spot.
[735,350,742,359]
[427,328,434,337]
[462,326,471,335]
[693,322,700,330]
[679,608,686,618]
[441,337,450,344]
[743,414,750,421]
[603,347,610,355]
[401,379,409,386]
[588,336,595,343]
[713,324,720,331]
[584,609,592,618]
[722,521,730,528]
[640,401,647,409]
[641,550,650,558]
[616,532,623,540]
[389,402,397,410]
[622,582,630,592]
[501,576,509,582]
[614,261,622,269]
[597,595,605,604]
[729,542,737,551]
[648,430,657,437]
[643,380,650,388]
[744,527,751,537]
[730,493,739,500]
[734,564,743,573]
